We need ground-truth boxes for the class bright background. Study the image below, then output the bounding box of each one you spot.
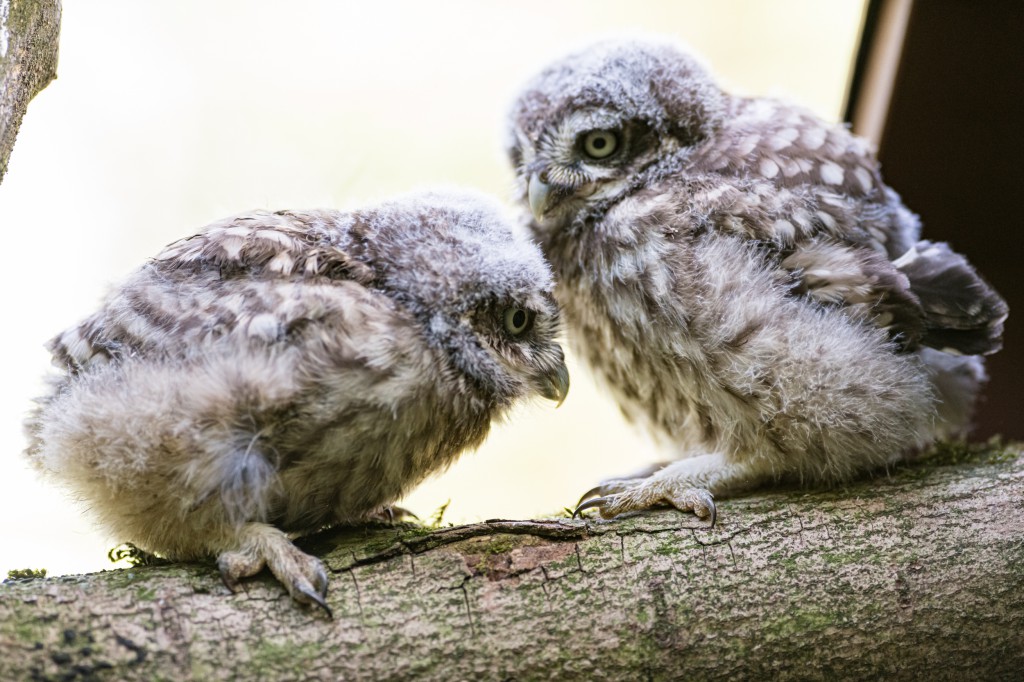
[0,1,865,577]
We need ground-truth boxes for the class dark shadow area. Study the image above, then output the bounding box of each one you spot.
[866,1,1022,438]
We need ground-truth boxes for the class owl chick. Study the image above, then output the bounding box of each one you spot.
[506,38,1007,521]
[24,190,568,614]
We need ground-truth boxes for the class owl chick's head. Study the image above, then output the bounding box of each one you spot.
[355,189,569,409]
[507,38,726,232]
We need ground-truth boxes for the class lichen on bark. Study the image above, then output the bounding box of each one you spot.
[0,0,61,184]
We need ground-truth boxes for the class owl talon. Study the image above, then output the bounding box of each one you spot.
[692,490,717,528]
[273,547,332,618]
[291,576,332,618]
[576,485,604,507]
[218,524,333,617]
[572,486,716,526]
[572,496,613,518]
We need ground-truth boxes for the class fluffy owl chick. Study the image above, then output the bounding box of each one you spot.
[506,38,1007,521]
[25,190,568,614]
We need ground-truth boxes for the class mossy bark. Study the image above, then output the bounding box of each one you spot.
[0,0,60,184]
[2,444,1022,681]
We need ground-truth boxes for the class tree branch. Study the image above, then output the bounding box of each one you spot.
[2,444,1022,680]
[0,0,61,185]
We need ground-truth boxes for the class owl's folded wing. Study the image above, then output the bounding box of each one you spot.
[156,209,377,285]
[48,210,386,373]
[781,237,1007,355]
[781,238,926,350]
[892,240,1008,355]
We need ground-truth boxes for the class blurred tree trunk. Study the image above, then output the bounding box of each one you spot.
[0,0,60,184]
[2,444,1022,681]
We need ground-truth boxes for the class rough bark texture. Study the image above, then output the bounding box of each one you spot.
[2,444,1022,681]
[0,0,60,185]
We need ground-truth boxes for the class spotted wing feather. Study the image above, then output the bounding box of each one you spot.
[48,210,379,374]
[893,240,1008,355]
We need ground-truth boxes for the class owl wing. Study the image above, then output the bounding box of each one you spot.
[690,98,919,259]
[681,174,1006,354]
[776,238,926,350]
[891,241,1008,355]
[776,235,1006,354]
[48,209,384,373]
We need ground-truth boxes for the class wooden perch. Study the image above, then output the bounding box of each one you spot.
[2,443,1022,680]
[0,0,61,185]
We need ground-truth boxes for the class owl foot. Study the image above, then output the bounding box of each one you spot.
[574,483,716,526]
[218,523,332,617]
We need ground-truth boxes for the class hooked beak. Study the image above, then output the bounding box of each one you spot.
[537,355,570,407]
[528,172,552,222]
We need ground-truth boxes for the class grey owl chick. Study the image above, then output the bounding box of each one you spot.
[24,189,569,614]
[506,38,1007,521]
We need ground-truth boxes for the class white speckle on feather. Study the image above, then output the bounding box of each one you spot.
[219,236,246,260]
[255,230,297,247]
[734,134,760,157]
[767,128,799,150]
[267,251,295,275]
[868,226,889,244]
[893,245,919,267]
[854,167,874,193]
[247,314,282,341]
[759,158,779,178]
[819,162,845,186]
[791,208,812,231]
[304,253,320,274]
[816,211,838,231]
[801,127,826,150]
[781,159,802,178]
[771,219,796,243]
[222,225,253,238]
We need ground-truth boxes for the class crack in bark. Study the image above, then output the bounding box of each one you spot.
[438,576,475,636]
[459,580,474,637]
[539,565,552,600]
[345,569,364,621]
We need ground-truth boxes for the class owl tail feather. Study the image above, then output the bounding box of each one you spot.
[894,240,1008,356]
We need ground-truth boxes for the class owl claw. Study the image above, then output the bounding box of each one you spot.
[278,550,332,618]
[572,487,716,527]
[702,494,717,528]
[576,485,605,507]
[219,524,333,617]
[572,496,612,518]
[293,578,332,618]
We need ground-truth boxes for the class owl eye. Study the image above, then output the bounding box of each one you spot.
[582,130,619,159]
[503,307,534,336]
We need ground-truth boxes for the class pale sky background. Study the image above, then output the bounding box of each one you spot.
[0,1,865,577]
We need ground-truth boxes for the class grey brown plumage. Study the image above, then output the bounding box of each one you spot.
[25,190,569,613]
[506,38,1007,519]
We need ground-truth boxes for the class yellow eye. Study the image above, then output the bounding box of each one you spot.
[503,307,533,336]
[582,130,619,159]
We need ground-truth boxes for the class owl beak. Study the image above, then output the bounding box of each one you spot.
[528,172,552,222]
[538,357,570,407]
